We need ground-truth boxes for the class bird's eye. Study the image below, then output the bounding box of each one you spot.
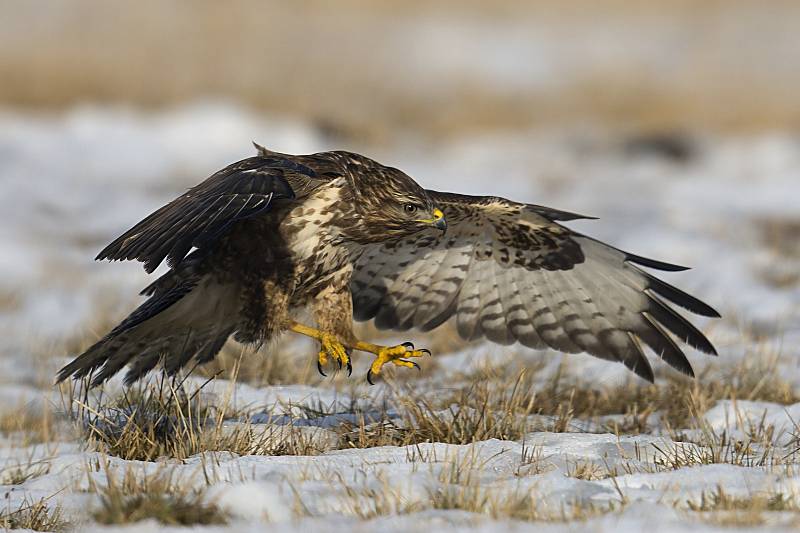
[403,203,418,214]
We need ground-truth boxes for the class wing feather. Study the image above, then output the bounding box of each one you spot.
[479,260,514,345]
[641,312,694,377]
[96,156,300,272]
[416,245,471,330]
[456,259,484,341]
[351,191,719,380]
[510,265,545,348]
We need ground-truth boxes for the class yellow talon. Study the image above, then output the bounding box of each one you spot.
[287,322,428,383]
[361,342,430,384]
[319,333,351,376]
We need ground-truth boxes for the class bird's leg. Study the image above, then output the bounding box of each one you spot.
[351,340,431,385]
[287,321,351,376]
[287,321,430,383]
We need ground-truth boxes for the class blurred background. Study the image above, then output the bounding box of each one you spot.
[1,0,799,386]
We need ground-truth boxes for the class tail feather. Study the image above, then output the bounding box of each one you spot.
[55,336,121,383]
[57,279,237,387]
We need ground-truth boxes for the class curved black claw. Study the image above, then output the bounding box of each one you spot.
[401,342,415,350]
[402,360,421,371]
[366,368,375,385]
[336,358,342,370]
[346,359,353,377]
[317,361,327,377]
[419,349,431,356]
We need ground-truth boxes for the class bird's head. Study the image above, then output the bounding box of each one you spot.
[341,153,447,241]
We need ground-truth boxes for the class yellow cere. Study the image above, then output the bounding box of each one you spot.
[417,208,444,224]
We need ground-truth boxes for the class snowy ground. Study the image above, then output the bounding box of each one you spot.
[1,103,799,531]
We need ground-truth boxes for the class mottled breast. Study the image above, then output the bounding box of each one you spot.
[280,178,357,295]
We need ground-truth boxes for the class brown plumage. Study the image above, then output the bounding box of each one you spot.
[57,143,719,387]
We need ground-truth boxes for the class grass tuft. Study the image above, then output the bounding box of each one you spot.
[0,498,68,531]
[685,486,800,527]
[336,372,536,449]
[88,461,228,526]
[66,369,327,461]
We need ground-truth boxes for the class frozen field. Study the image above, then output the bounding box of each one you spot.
[1,103,799,531]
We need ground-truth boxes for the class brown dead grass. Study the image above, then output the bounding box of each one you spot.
[685,486,800,528]
[87,460,229,526]
[501,350,797,433]
[333,450,620,522]
[429,487,619,523]
[0,497,69,532]
[336,372,537,449]
[66,369,326,461]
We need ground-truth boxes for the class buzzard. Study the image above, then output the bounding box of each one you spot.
[57,144,719,387]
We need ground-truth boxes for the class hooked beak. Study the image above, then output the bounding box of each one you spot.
[417,208,447,232]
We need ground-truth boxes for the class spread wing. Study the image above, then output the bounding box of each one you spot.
[96,154,315,273]
[351,192,719,381]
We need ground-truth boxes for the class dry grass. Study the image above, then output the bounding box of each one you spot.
[429,486,619,523]
[336,372,536,449]
[0,458,52,485]
[87,461,229,526]
[685,486,800,527]
[471,349,798,434]
[0,497,68,532]
[0,404,57,445]
[633,432,781,474]
[566,459,608,481]
[331,450,619,522]
[65,370,326,461]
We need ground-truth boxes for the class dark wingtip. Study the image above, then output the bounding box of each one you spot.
[625,252,690,272]
[54,369,69,385]
[528,204,598,221]
[644,275,720,318]
[647,296,718,356]
[95,246,116,262]
[55,359,92,386]
[634,363,655,383]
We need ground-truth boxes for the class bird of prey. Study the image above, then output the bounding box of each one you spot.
[57,143,719,387]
